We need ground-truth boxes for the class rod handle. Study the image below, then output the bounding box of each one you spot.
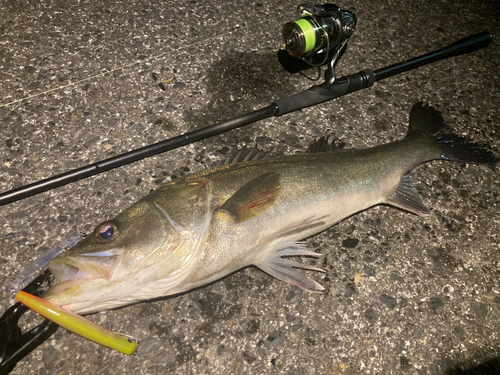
[438,31,492,59]
[273,69,375,115]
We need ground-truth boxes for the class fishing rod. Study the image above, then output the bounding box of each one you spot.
[0,5,492,207]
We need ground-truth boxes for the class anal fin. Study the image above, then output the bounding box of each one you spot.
[255,242,325,292]
[386,175,429,215]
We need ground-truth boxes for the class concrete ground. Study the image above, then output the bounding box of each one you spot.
[1,0,499,374]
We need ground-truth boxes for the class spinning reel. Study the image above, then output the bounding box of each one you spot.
[282,3,356,66]
[279,3,356,80]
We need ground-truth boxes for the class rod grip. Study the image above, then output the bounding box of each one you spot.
[374,31,493,82]
[438,31,492,58]
[273,69,375,115]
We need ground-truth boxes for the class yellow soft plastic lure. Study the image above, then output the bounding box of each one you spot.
[15,291,137,355]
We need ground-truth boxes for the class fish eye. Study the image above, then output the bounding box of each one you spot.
[95,223,118,242]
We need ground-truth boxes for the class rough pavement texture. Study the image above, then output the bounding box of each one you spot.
[1,0,499,374]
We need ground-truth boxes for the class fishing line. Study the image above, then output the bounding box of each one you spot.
[0,11,295,109]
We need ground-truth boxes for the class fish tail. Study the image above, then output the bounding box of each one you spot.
[407,102,498,170]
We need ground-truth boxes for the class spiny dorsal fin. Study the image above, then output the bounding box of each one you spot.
[408,102,448,136]
[214,146,271,167]
[385,175,429,215]
[306,136,345,153]
[219,172,281,223]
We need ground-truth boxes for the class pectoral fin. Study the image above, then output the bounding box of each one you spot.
[220,172,281,223]
[386,175,429,215]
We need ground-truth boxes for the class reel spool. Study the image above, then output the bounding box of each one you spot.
[282,3,356,66]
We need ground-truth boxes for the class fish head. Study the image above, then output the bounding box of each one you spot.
[44,179,213,314]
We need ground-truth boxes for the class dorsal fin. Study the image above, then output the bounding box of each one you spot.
[214,146,271,167]
[407,102,448,135]
[306,136,345,153]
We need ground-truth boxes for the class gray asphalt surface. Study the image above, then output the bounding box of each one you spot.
[1,0,499,374]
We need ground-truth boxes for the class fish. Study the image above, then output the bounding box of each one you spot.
[43,103,498,314]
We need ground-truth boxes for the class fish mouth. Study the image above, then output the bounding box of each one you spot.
[48,254,121,286]
[43,254,122,308]
[50,261,92,282]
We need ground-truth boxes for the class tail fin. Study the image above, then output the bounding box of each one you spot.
[408,102,498,170]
